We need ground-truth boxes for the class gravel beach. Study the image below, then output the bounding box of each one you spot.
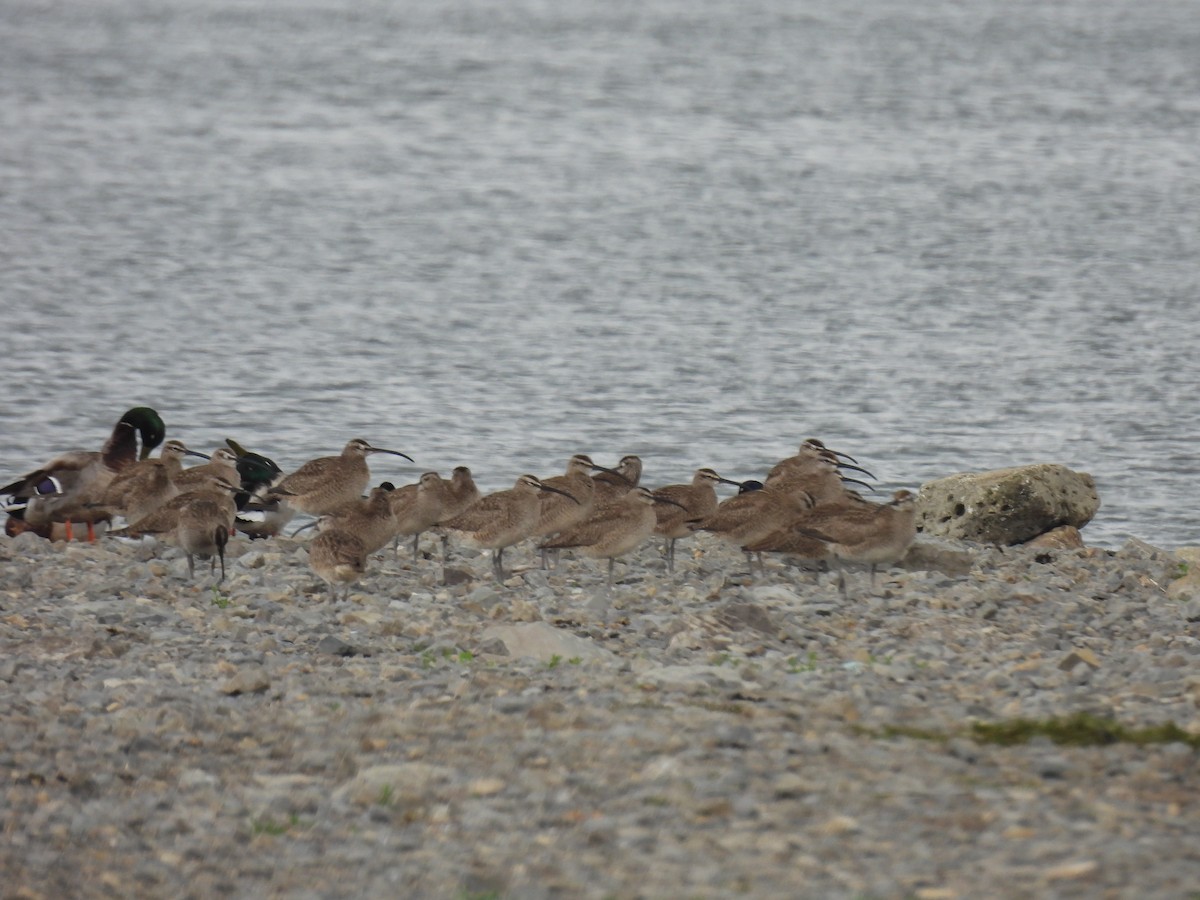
[3,529,1199,899]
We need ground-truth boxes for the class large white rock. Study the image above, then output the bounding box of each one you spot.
[916,464,1100,545]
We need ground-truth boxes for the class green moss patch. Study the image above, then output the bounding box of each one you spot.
[971,712,1200,749]
[858,712,1199,750]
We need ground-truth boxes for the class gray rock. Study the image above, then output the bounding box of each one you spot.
[917,464,1100,545]
[331,763,456,807]
[317,635,358,656]
[637,665,755,691]
[220,666,271,696]
[479,622,614,664]
[901,537,977,576]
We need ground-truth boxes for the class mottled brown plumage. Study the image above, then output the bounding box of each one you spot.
[650,467,740,572]
[754,490,918,597]
[541,487,686,585]
[271,438,412,517]
[308,528,368,600]
[442,475,578,580]
[175,447,241,493]
[591,454,641,508]
[101,439,205,524]
[311,482,398,556]
[175,496,231,582]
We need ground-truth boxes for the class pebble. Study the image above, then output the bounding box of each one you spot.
[0,530,1196,896]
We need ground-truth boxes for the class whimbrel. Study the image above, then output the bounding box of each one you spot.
[308,528,368,600]
[441,466,483,519]
[766,454,874,507]
[387,472,450,558]
[270,438,413,517]
[766,439,875,489]
[766,438,861,474]
[115,472,241,541]
[441,474,578,581]
[112,473,241,580]
[100,439,207,525]
[175,447,241,492]
[532,454,627,568]
[690,484,817,573]
[2,407,165,541]
[301,482,398,556]
[651,467,741,572]
[427,466,483,561]
[175,496,232,582]
[591,454,641,508]
[539,487,686,585]
[769,489,919,598]
[533,455,601,535]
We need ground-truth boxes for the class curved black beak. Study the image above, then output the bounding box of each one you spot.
[185,448,212,460]
[290,520,319,537]
[366,446,415,463]
[841,477,877,493]
[589,462,634,485]
[836,461,876,480]
[716,475,742,487]
[651,493,689,510]
[539,483,582,505]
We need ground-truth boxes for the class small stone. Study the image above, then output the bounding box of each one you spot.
[441,568,472,586]
[332,763,455,807]
[317,636,358,657]
[817,814,860,835]
[480,622,611,664]
[1166,572,1200,602]
[901,539,976,576]
[1025,526,1085,550]
[467,777,505,797]
[1036,755,1069,779]
[238,551,266,569]
[772,773,815,798]
[1043,860,1098,881]
[220,666,270,696]
[178,769,219,790]
[1058,648,1100,671]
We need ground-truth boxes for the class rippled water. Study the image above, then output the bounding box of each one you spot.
[3,0,1199,547]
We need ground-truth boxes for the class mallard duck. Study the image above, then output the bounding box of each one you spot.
[223,438,289,539]
[2,406,166,541]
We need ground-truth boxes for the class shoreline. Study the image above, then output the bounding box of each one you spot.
[3,530,1199,897]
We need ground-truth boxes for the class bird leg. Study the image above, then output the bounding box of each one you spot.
[835,561,849,600]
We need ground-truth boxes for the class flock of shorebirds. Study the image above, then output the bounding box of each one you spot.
[1,407,918,599]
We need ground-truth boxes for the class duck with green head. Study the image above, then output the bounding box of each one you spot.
[224,437,291,539]
[3,406,165,541]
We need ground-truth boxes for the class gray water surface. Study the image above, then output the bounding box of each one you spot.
[3,0,1199,547]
